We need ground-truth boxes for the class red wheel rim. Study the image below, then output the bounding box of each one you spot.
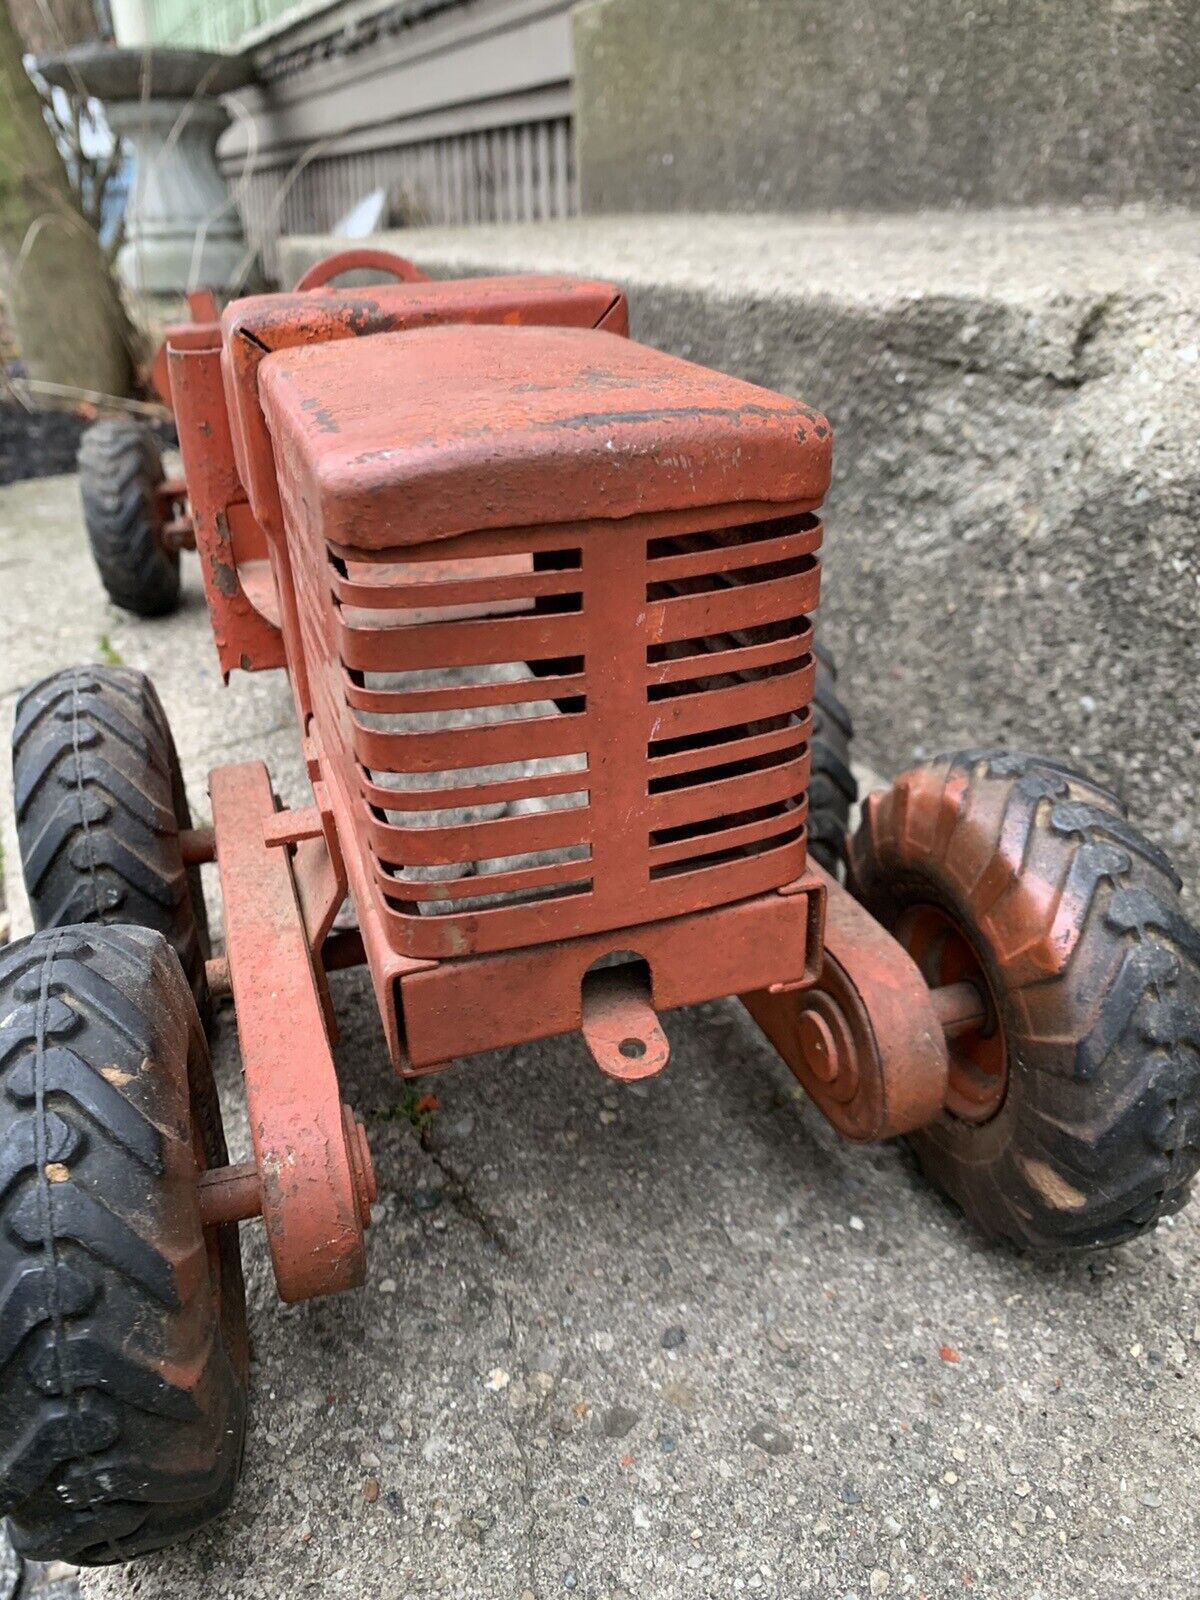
[896,904,1008,1123]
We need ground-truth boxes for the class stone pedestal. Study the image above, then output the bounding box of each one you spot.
[37,45,257,295]
[106,95,247,293]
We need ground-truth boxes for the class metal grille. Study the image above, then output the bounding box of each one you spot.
[236,117,576,255]
[324,506,821,960]
[643,516,821,882]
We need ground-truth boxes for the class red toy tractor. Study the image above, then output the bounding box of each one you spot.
[5,254,1199,1564]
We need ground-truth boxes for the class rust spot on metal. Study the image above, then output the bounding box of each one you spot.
[212,558,239,597]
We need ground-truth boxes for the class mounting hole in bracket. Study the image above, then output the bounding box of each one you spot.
[619,1037,647,1060]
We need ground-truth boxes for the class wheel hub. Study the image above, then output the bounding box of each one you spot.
[896,904,1008,1122]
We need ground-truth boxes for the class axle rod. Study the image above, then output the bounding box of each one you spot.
[196,1105,377,1232]
[179,826,216,865]
[930,980,988,1038]
[197,1160,262,1226]
[204,955,232,997]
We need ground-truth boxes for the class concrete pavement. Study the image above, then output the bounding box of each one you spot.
[2,474,1199,1600]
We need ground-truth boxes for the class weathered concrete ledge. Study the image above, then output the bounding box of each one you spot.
[572,0,1199,212]
[280,212,1200,905]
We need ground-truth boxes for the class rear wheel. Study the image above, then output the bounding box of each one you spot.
[12,666,209,1015]
[0,925,247,1563]
[78,419,179,618]
[807,641,857,876]
[850,750,1200,1252]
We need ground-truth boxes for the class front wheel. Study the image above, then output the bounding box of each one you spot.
[849,750,1200,1252]
[0,925,247,1563]
[12,666,210,1016]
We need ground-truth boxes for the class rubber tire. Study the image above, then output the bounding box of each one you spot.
[849,750,1200,1252]
[807,641,858,876]
[0,924,248,1564]
[12,666,210,1015]
[78,419,179,618]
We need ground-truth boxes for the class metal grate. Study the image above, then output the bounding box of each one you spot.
[236,116,576,256]
[643,514,821,882]
[323,506,821,960]
[334,534,592,924]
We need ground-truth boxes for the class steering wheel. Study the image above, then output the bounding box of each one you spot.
[293,248,430,291]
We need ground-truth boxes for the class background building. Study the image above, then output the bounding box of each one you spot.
[88,0,1197,265]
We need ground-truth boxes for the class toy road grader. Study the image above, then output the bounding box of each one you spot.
[5,252,1199,1564]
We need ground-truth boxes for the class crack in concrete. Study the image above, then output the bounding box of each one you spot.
[423,1139,516,1257]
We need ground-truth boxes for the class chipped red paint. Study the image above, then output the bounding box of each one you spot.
[167,328,287,679]
[219,273,629,550]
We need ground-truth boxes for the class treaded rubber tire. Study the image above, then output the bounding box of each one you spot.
[78,419,179,618]
[849,750,1200,1253]
[808,641,858,876]
[11,666,209,1014]
[0,924,248,1564]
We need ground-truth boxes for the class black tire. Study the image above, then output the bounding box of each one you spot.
[807,640,857,876]
[850,750,1200,1252]
[0,924,248,1564]
[78,419,179,617]
[12,666,209,1014]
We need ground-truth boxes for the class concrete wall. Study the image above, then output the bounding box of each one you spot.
[574,0,1200,212]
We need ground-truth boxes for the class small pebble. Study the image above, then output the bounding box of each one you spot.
[746,1421,793,1456]
[484,1368,510,1391]
[661,1326,687,1350]
[603,1405,640,1439]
